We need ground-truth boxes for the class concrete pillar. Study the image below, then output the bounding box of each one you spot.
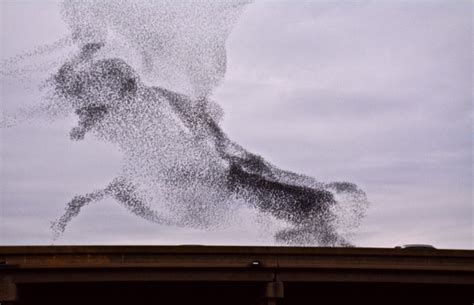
[0,276,17,303]
[261,281,284,305]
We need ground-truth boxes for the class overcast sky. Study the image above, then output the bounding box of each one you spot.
[1,0,472,249]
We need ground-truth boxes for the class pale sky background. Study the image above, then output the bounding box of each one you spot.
[0,0,472,248]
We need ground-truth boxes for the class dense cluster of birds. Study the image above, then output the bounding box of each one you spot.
[1,0,368,246]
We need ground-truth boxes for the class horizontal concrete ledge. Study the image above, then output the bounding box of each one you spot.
[1,245,473,257]
[1,246,473,287]
[1,246,473,270]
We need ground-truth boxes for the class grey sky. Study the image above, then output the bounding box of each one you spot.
[1,0,472,248]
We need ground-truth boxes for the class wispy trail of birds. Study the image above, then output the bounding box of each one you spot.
[1,0,368,246]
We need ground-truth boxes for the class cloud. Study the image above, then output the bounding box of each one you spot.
[1,0,472,248]
[214,0,473,248]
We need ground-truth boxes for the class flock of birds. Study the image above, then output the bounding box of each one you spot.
[1,0,368,246]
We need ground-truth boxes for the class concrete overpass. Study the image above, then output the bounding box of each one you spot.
[1,245,473,304]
